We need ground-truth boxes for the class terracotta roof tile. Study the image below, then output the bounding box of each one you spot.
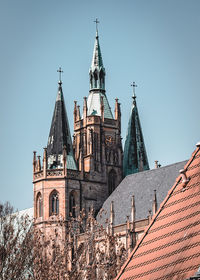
[116,145,200,280]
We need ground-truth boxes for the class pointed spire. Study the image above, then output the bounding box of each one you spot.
[123,83,149,177]
[73,101,77,123]
[110,201,114,235]
[47,68,77,170]
[33,151,37,173]
[43,148,47,178]
[131,195,136,227]
[115,98,121,132]
[152,190,158,215]
[87,23,113,119]
[37,156,41,172]
[77,105,81,121]
[91,19,104,71]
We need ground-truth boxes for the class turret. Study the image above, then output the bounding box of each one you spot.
[110,201,114,235]
[152,190,157,215]
[43,148,47,178]
[33,151,37,173]
[115,98,121,132]
[47,68,77,171]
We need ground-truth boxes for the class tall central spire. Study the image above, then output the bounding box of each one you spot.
[91,30,104,71]
[90,19,105,91]
[87,21,113,119]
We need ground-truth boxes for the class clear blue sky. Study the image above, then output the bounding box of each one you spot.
[1,0,200,210]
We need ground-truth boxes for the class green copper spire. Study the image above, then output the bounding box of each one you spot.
[123,84,149,177]
[89,19,105,91]
[87,21,113,119]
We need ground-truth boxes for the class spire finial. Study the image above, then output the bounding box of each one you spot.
[131,82,137,99]
[57,67,63,84]
[94,18,99,36]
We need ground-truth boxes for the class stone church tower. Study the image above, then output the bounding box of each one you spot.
[33,28,123,230]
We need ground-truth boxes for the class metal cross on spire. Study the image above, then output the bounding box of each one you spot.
[94,18,99,32]
[57,67,63,82]
[131,82,137,99]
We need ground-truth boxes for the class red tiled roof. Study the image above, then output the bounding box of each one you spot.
[116,145,200,280]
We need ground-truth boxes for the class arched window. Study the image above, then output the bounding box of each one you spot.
[108,169,117,195]
[36,192,42,218]
[94,71,98,88]
[99,69,104,89]
[69,191,76,218]
[49,190,59,216]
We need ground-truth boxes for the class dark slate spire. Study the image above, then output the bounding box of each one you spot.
[123,84,149,177]
[87,21,113,119]
[47,69,77,170]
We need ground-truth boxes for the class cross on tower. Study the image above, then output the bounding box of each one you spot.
[57,67,63,82]
[94,18,99,32]
[131,82,137,98]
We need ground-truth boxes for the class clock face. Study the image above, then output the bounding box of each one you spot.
[105,135,114,146]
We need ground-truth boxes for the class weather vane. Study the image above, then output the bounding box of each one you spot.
[131,82,137,98]
[94,18,99,32]
[57,67,63,82]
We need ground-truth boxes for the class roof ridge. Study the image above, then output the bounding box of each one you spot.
[124,159,188,179]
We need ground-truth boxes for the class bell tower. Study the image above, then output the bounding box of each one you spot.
[73,22,123,196]
[33,24,123,227]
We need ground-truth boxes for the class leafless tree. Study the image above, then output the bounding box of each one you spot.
[0,203,127,280]
[0,202,33,280]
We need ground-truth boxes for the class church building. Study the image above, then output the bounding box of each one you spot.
[33,25,149,233]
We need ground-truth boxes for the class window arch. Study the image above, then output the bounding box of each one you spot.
[93,70,98,88]
[99,69,105,89]
[49,190,59,216]
[36,192,42,218]
[69,191,76,218]
[108,169,117,195]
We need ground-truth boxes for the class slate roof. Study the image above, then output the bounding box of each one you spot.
[123,95,149,177]
[116,144,200,280]
[97,160,187,226]
[47,80,77,170]
[87,91,113,119]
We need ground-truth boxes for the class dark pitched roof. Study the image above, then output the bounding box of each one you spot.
[116,145,200,280]
[97,160,187,226]
[47,81,77,170]
[123,95,149,177]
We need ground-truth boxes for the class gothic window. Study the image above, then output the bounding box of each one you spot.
[99,69,104,89]
[69,191,76,218]
[108,169,117,195]
[49,190,59,216]
[90,72,93,88]
[94,71,98,88]
[36,192,42,218]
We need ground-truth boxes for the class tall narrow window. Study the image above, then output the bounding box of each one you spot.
[108,169,117,195]
[50,191,59,216]
[69,192,76,218]
[36,192,42,218]
[99,69,104,89]
[94,71,98,88]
